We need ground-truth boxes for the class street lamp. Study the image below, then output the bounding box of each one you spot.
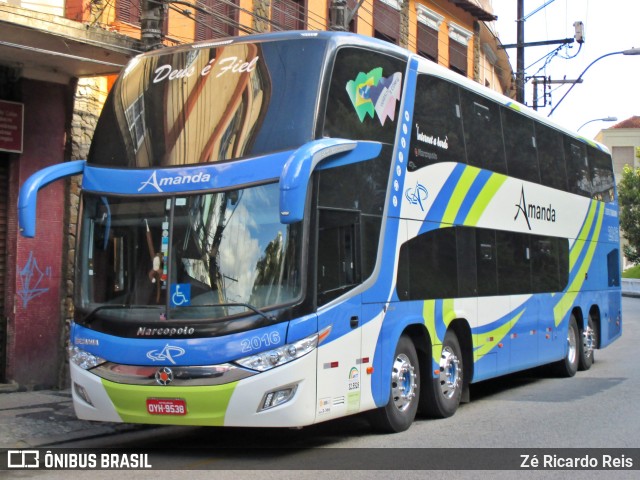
[577,116,618,132]
[548,48,640,117]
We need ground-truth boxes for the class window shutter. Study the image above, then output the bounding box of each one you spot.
[417,23,438,62]
[449,39,468,76]
[374,0,400,44]
[272,0,305,30]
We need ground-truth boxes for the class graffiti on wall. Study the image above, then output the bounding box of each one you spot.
[18,251,52,308]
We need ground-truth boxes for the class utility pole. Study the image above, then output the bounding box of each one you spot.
[141,0,165,51]
[531,77,582,110]
[516,0,525,103]
[500,1,582,107]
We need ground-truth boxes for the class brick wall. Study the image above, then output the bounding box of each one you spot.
[5,79,69,388]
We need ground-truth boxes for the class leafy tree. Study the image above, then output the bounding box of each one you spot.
[618,164,640,264]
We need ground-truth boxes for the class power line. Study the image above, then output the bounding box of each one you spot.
[3,0,508,83]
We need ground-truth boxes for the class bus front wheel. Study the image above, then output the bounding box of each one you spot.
[420,330,463,418]
[369,335,420,433]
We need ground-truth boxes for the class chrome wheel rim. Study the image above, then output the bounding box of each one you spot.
[391,353,417,412]
[583,325,595,359]
[567,324,577,364]
[439,346,461,399]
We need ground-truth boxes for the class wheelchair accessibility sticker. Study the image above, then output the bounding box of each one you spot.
[170,283,191,307]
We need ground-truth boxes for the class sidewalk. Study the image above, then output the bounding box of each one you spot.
[0,387,145,448]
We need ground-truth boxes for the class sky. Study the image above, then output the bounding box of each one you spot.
[490,0,640,139]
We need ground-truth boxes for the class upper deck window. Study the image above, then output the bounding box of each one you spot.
[88,39,326,167]
[323,47,406,145]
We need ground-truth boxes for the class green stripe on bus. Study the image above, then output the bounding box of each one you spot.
[442,167,480,224]
[554,204,604,326]
[472,309,524,360]
[569,200,597,270]
[422,299,440,365]
[553,292,578,328]
[102,379,238,426]
[506,102,522,112]
[568,204,604,294]
[423,298,456,364]
[464,173,507,226]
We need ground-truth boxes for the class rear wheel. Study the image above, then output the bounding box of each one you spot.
[578,313,597,371]
[420,330,463,418]
[553,314,579,377]
[369,335,420,433]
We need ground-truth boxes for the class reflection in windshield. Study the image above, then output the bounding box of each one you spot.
[172,184,301,316]
[77,184,302,322]
[88,40,326,168]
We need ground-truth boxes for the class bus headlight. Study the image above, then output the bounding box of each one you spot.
[69,346,106,370]
[235,332,320,372]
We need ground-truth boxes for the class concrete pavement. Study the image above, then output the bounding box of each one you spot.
[0,388,144,448]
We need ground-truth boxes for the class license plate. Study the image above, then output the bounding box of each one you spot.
[146,398,187,416]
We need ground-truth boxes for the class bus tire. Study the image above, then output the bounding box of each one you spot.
[553,314,579,377]
[420,329,463,419]
[578,313,596,371]
[369,335,420,433]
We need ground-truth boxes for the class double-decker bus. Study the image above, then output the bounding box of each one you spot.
[19,31,621,433]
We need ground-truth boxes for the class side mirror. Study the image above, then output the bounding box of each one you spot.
[279,139,382,223]
[18,160,86,238]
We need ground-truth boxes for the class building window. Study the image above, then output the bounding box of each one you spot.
[272,0,306,30]
[416,5,443,62]
[116,0,141,26]
[374,0,401,44]
[196,0,238,40]
[448,22,472,76]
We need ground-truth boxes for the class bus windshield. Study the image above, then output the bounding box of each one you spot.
[76,183,302,322]
[87,38,327,167]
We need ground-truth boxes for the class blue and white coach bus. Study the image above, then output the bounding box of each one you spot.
[19,31,621,432]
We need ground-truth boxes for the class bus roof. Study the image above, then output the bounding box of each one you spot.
[408,47,610,154]
[130,30,609,154]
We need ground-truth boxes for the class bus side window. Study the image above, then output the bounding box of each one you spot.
[607,249,620,287]
[558,237,570,291]
[589,147,615,203]
[397,227,570,300]
[536,123,568,192]
[315,150,391,306]
[396,226,458,300]
[460,89,507,174]
[317,209,361,305]
[457,227,477,297]
[476,229,497,296]
[565,139,592,197]
[531,236,561,293]
[409,75,465,171]
[501,107,540,183]
[496,231,531,295]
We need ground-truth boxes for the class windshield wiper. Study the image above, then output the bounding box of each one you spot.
[175,302,277,323]
[82,303,276,324]
[81,304,161,324]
